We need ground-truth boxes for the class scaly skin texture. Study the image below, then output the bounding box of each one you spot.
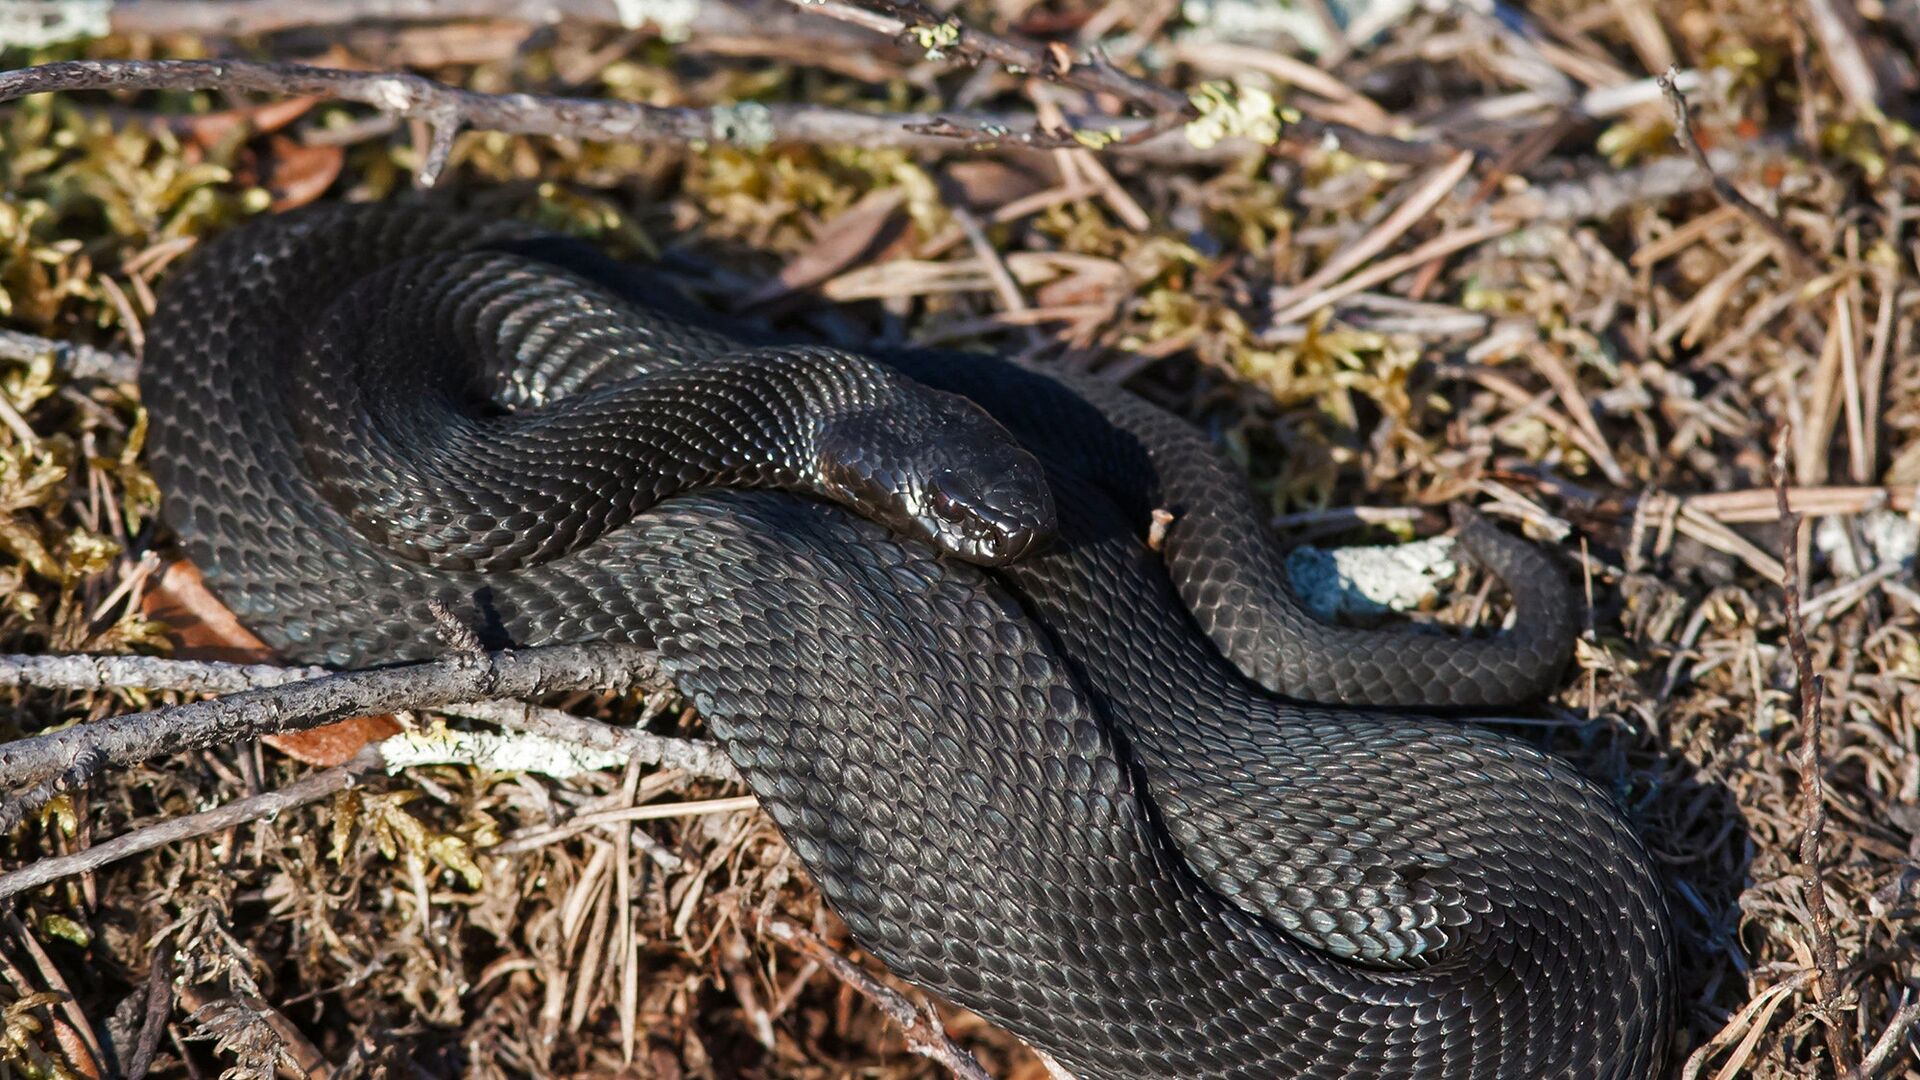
[140,204,1675,1078]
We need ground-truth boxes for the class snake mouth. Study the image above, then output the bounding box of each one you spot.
[925,514,1047,565]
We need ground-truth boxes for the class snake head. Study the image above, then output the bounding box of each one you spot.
[816,388,1055,566]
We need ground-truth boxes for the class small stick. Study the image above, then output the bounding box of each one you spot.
[105,0,868,43]
[124,932,173,1080]
[0,642,664,829]
[0,748,382,903]
[0,59,1259,178]
[1269,150,1476,313]
[427,598,487,656]
[1772,426,1856,1075]
[780,0,1190,119]
[0,328,139,384]
[0,652,326,693]
[782,0,1446,164]
[1845,995,1920,1080]
[761,917,992,1080]
[1655,67,1817,277]
[0,651,737,780]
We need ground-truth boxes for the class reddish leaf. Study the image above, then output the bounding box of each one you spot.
[747,189,908,305]
[141,560,399,766]
[262,135,345,211]
[942,160,1051,210]
[175,96,319,150]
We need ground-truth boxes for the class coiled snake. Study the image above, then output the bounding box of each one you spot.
[141,204,1675,1078]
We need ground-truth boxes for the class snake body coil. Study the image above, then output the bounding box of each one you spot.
[142,205,1675,1078]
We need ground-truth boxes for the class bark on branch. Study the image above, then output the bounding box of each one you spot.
[0,650,738,781]
[0,58,1260,176]
[0,747,385,903]
[0,641,667,831]
[778,0,1445,163]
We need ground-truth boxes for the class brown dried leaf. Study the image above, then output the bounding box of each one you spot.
[746,188,908,305]
[942,160,1051,209]
[261,136,344,212]
[174,97,319,150]
[140,560,400,765]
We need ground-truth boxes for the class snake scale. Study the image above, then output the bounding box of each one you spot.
[141,204,1675,1078]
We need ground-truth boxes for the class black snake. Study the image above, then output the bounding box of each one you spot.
[141,204,1676,1078]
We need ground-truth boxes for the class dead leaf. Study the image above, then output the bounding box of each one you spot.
[942,160,1051,210]
[746,189,908,306]
[174,96,319,150]
[141,560,399,766]
[52,1018,103,1080]
[343,20,531,67]
[262,135,345,211]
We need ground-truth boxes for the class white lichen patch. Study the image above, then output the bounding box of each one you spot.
[0,0,110,48]
[1286,535,1459,620]
[707,101,776,151]
[1177,0,1332,53]
[1816,509,1919,576]
[609,0,700,40]
[380,720,630,779]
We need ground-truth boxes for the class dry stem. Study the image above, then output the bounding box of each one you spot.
[0,327,140,383]
[761,916,993,1080]
[1844,995,1920,1079]
[778,0,1445,163]
[0,641,666,830]
[1655,67,1818,277]
[1772,426,1856,1074]
[0,58,1257,182]
[0,651,738,781]
[0,747,385,903]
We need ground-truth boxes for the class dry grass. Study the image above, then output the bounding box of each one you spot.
[1,1,1918,1076]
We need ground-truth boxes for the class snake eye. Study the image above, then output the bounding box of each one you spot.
[928,471,969,520]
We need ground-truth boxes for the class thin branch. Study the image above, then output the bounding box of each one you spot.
[0,58,1256,169]
[760,917,992,1080]
[104,0,876,45]
[0,328,139,384]
[0,642,665,830]
[0,651,326,694]
[783,0,1446,164]
[1772,426,1857,1075]
[100,0,1447,165]
[782,0,1189,116]
[1844,994,1920,1080]
[125,930,173,1080]
[0,651,739,781]
[0,747,384,903]
[1799,0,1890,117]
[1655,66,1818,277]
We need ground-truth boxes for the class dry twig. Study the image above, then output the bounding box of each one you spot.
[0,651,738,780]
[104,0,875,46]
[0,747,385,903]
[778,0,1190,118]
[0,642,665,830]
[0,327,140,383]
[1772,427,1856,1074]
[1655,67,1817,277]
[1799,0,1890,116]
[778,0,1445,163]
[0,58,1256,181]
[761,916,993,1080]
[1844,994,1920,1080]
